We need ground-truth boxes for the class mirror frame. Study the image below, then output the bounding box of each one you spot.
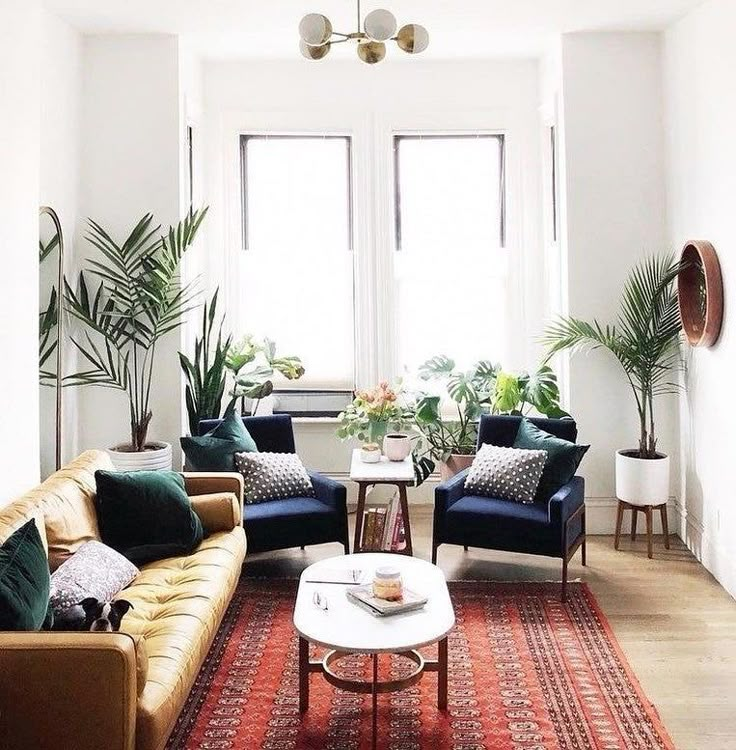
[39,205,65,471]
[677,240,723,348]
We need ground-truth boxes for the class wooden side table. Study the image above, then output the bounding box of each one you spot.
[349,449,414,556]
[614,500,670,559]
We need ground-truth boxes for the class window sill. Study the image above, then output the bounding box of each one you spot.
[292,416,340,425]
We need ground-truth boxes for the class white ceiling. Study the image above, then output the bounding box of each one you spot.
[43,0,705,59]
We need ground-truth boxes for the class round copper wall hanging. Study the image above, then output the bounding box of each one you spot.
[677,240,723,347]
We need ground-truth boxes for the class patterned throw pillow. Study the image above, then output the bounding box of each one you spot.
[234,452,315,505]
[465,444,547,504]
[50,540,139,629]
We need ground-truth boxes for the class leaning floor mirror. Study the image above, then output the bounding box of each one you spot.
[39,206,65,476]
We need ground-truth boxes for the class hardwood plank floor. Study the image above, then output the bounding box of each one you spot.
[243,507,736,750]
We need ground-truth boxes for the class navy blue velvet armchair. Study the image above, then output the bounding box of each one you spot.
[432,414,586,601]
[199,414,349,555]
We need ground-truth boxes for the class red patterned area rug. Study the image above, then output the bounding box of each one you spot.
[167,579,674,750]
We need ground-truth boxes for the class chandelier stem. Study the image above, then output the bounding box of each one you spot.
[356,0,361,33]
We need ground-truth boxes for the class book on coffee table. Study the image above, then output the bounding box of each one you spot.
[304,568,366,585]
[346,585,428,617]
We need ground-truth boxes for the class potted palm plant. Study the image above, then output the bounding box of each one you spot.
[542,253,682,506]
[65,208,208,470]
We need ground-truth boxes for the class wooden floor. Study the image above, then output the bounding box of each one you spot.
[244,507,736,750]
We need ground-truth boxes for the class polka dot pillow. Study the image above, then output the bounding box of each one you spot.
[234,452,315,504]
[465,444,547,504]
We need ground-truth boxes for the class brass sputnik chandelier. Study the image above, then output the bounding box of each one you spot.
[298,0,429,64]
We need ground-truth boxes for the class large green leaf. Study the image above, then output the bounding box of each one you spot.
[418,355,455,380]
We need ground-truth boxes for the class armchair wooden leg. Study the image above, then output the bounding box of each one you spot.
[463,545,468,552]
[581,537,587,567]
[561,556,568,603]
[431,543,438,565]
[300,546,305,551]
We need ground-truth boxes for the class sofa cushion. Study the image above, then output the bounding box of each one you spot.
[513,417,589,500]
[0,520,53,631]
[444,495,562,557]
[50,540,139,629]
[94,470,204,565]
[119,527,246,750]
[0,451,110,571]
[181,410,257,470]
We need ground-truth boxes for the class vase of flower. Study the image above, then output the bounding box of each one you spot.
[337,381,410,451]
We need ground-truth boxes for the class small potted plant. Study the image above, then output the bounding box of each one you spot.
[65,208,208,470]
[225,336,305,416]
[543,253,682,506]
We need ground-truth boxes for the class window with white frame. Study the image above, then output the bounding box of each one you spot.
[392,134,509,377]
[236,135,355,398]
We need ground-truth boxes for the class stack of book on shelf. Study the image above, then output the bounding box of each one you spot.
[359,494,406,552]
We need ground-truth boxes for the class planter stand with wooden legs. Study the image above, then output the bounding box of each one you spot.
[614,500,670,559]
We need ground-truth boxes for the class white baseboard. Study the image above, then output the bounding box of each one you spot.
[675,501,736,600]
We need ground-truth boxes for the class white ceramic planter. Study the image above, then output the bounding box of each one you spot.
[615,450,670,506]
[108,441,173,472]
[383,433,412,462]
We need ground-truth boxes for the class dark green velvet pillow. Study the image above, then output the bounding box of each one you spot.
[94,470,204,565]
[513,418,589,501]
[0,520,53,631]
[180,410,257,470]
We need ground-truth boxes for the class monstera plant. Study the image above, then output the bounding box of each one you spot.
[412,356,567,479]
[226,336,305,416]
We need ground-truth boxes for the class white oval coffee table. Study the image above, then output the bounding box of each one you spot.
[293,553,455,750]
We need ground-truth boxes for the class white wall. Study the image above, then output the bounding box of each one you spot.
[0,1,41,503]
[77,35,186,463]
[663,0,736,598]
[558,33,676,530]
[39,11,83,478]
[200,59,545,499]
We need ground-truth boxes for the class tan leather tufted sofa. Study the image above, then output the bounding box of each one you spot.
[0,450,247,750]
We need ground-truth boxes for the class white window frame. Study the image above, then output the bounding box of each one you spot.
[219,107,540,393]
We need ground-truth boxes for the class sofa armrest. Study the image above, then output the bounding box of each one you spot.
[190,492,242,531]
[0,632,138,750]
[548,476,585,524]
[183,472,243,502]
[309,471,347,513]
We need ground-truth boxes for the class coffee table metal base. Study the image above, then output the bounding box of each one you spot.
[299,636,448,750]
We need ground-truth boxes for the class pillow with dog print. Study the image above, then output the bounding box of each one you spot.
[50,540,138,630]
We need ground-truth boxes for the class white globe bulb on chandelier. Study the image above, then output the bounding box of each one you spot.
[298,0,429,64]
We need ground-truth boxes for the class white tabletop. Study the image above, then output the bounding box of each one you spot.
[349,449,415,483]
[293,553,455,654]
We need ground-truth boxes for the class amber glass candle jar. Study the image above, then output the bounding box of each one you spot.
[372,566,403,601]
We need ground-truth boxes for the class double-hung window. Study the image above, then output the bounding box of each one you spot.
[392,134,508,376]
[237,134,355,412]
